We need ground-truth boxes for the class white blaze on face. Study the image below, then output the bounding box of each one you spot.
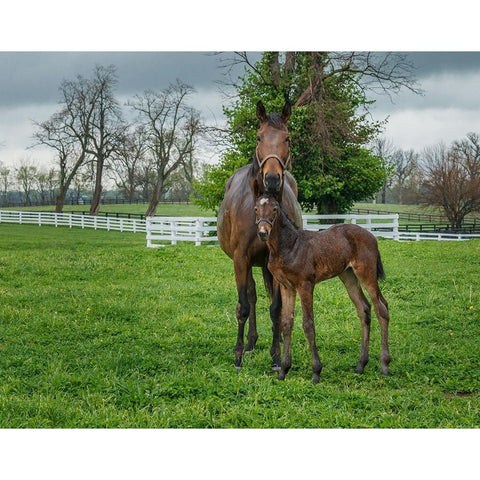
[259,197,269,206]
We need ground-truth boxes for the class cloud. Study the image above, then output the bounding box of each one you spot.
[374,107,480,152]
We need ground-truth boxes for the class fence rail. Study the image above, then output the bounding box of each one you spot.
[0,210,146,233]
[3,210,480,244]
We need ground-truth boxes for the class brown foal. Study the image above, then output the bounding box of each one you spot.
[255,194,391,383]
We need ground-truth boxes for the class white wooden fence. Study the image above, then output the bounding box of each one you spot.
[3,210,480,245]
[0,210,146,233]
[146,216,217,247]
[146,213,400,247]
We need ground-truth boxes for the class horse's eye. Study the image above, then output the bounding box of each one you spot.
[256,136,261,142]
[285,136,291,143]
[254,207,258,212]
[273,206,278,212]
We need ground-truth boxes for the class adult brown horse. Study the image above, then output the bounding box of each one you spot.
[217,101,303,370]
[255,194,391,383]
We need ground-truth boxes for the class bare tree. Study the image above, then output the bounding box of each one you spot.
[0,162,11,205]
[85,65,126,215]
[32,111,81,212]
[36,168,57,205]
[372,137,395,203]
[421,139,480,228]
[32,64,123,214]
[128,80,203,216]
[391,148,419,204]
[109,125,148,203]
[15,159,38,206]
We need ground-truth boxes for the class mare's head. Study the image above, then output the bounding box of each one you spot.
[254,100,291,197]
[255,194,280,242]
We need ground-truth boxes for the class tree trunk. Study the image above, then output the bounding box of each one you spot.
[90,158,104,216]
[145,177,164,217]
[55,189,67,213]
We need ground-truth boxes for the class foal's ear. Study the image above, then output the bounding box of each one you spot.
[257,101,267,123]
[281,100,291,123]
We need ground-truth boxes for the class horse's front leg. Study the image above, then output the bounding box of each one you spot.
[233,253,252,369]
[277,285,296,381]
[298,283,322,383]
[245,269,258,352]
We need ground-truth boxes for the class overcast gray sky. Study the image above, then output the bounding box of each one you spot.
[2,51,480,169]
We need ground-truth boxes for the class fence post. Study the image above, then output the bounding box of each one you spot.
[172,220,177,245]
[195,219,201,246]
[393,214,399,241]
[146,218,152,247]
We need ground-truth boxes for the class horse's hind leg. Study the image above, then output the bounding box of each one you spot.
[245,270,258,352]
[358,270,391,375]
[339,269,371,374]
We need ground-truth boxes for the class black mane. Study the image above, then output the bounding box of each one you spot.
[266,113,286,129]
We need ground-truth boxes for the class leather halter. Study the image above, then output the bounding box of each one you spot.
[255,215,276,227]
[255,146,291,173]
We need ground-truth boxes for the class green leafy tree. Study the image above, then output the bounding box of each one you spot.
[195,52,418,213]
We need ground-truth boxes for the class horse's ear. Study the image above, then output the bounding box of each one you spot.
[257,101,267,123]
[281,100,291,123]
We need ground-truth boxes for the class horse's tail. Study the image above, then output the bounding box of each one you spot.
[377,251,386,281]
[262,265,274,299]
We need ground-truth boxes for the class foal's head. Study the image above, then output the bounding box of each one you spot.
[255,100,291,196]
[255,195,280,242]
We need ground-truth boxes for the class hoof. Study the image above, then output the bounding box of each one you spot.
[355,366,365,374]
[277,372,286,381]
[381,368,389,376]
[235,366,242,372]
[312,374,320,384]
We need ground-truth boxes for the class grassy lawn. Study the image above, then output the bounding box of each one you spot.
[0,223,479,427]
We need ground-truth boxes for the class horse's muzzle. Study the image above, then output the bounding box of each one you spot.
[257,228,269,242]
[264,172,281,193]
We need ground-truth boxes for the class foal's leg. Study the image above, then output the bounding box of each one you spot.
[297,283,322,383]
[339,269,371,374]
[277,285,296,381]
[269,280,282,371]
[357,267,391,375]
[245,269,258,352]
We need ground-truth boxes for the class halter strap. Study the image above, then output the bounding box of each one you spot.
[255,146,291,172]
[255,216,276,227]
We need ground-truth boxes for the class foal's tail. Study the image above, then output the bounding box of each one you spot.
[377,251,386,281]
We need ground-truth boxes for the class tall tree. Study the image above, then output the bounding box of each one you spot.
[372,137,395,203]
[129,81,203,216]
[15,160,37,206]
[391,148,419,204]
[421,136,480,228]
[32,64,123,214]
[195,52,419,213]
[85,65,125,215]
[109,125,148,203]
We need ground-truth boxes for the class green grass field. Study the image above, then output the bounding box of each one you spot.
[0,223,479,427]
